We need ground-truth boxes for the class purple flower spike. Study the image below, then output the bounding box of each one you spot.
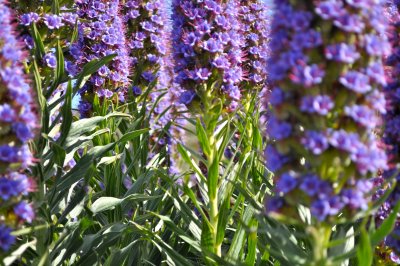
[0,0,37,252]
[265,0,388,223]
[238,0,270,90]
[73,0,131,117]
[374,4,400,262]
[172,0,245,110]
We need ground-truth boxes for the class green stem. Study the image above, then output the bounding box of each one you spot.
[311,225,332,266]
[201,88,221,259]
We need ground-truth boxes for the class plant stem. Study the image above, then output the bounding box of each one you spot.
[311,225,332,266]
[201,88,222,259]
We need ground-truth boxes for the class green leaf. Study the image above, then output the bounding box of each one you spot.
[58,80,73,145]
[117,129,149,144]
[208,154,219,200]
[50,142,66,167]
[357,228,372,266]
[207,99,223,133]
[52,144,115,205]
[196,118,211,156]
[75,54,117,92]
[52,0,60,14]
[53,40,65,91]
[245,219,258,266]
[31,23,45,58]
[371,199,400,246]
[227,204,255,262]
[177,143,207,182]
[91,194,161,214]
[149,212,201,251]
[216,197,230,246]
[32,59,45,111]
[201,221,214,253]
[76,223,128,266]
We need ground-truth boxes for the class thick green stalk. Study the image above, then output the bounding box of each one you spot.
[200,88,222,259]
[310,225,332,266]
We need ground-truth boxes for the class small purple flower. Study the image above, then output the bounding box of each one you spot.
[265,145,289,172]
[43,14,64,29]
[0,104,16,122]
[328,130,360,153]
[301,131,329,155]
[44,53,57,68]
[300,175,321,196]
[202,38,222,53]
[268,117,292,140]
[195,68,211,81]
[269,87,285,106]
[344,105,377,128]
[265,196,284,213]
[301,95,334,115]
[132,86,142,96]
[364,34,391,56]
[20,12,40,26]
[291,64,325,87]
[366,62,386,86]
[339,71,371,94]
[213,56,230,69]
[14,201,34,223]
[311,199,330,221]
[0,225,15,251]
[341,189,368,210]
[276,173,297,194]
[61,13,78,25]
[179,90,196,104]
[325,43,360,63]
[315,1,343,20]
[333,13,365,33]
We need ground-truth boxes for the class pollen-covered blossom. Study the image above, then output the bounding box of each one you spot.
[0,1,37,252]
[71,0,131,117]
[171,0,244,111]
[238,0,269,91]
[265,0,389,223]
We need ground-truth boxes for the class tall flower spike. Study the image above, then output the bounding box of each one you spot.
[72,0,131,117]
[123,0,171,149]
[374,3,400,264]
[122,0,169,92]
[171,0,244,111]
[238,0,269,94]
[0,0,37,252]
[265,1,389,224]
[122,0,187,170]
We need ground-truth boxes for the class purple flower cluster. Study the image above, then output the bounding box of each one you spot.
[122,0,179,158]
[0,1,36,252]
[122,0,169,92]
[374,3,400,263]
[265,0,389,223]
[238,0,269,89]
[71,0,131,117]
[171,0,244,111]
[20,11,77,30]
[19,8,78,74]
